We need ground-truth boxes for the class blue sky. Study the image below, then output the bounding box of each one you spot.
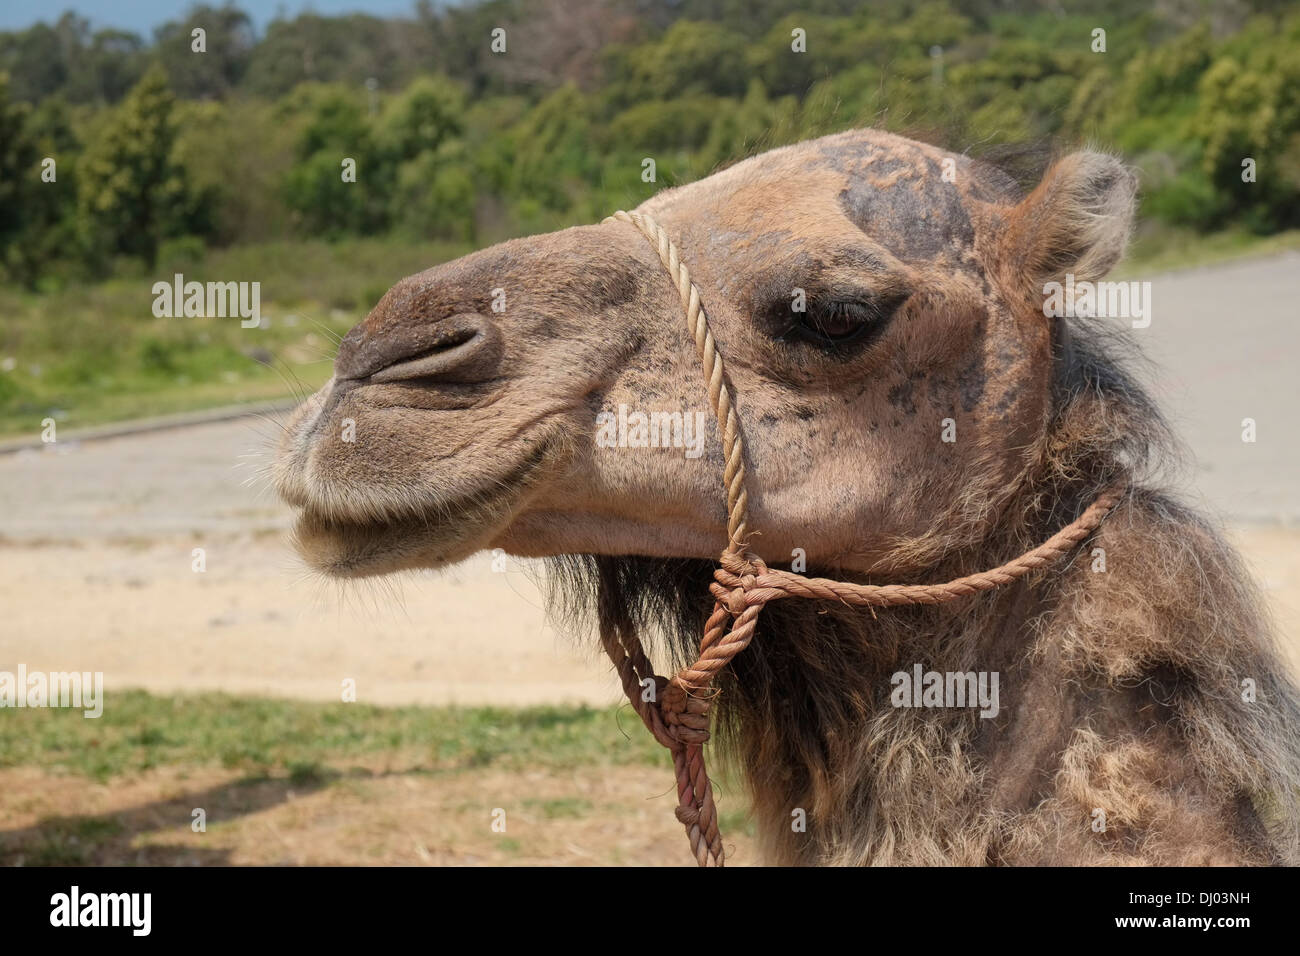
[0,1,424,38]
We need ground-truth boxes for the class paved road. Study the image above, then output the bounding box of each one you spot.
[0,415,288,542]
[1141,250,1300,523]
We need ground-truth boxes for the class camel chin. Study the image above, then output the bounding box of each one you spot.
[276,386,566,578]
[289,508,486,578]
[280,456,558,579]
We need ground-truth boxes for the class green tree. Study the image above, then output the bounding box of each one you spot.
[0,18,71,103]
[78,29,148,103]
[0,76,78,286]
[390,141,478,241]
[243,12,416,98]
[77,65,193,268]
[0,73,40,282]
[154,4,255,100]
[378,76,474,240]
[282,86,387,235]
[509,84,598,215]
[379,75,465,159]
[1193,53,1299,230]
[604,20,748,108]
[699,79,797,171]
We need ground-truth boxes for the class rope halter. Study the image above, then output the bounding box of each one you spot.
[599,208,1122,867]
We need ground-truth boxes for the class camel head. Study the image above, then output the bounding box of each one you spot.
[274,128,1136,578]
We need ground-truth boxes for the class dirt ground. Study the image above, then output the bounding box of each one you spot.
[0,415,618,707]
[0,758,757,866]
[0,531,619,707]
[1,251,1298,864]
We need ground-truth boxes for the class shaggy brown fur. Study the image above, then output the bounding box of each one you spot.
[274,128,1300,865]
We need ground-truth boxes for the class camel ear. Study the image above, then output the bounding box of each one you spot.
[1001,151,1137,290]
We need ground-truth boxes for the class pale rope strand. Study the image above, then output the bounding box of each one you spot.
[605,210,750,553]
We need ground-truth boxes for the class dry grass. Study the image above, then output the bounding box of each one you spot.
[0,692,757,867]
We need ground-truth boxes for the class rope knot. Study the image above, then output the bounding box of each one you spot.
[717,550,768,615]
[660,678,713,745]
[720,549,760,577]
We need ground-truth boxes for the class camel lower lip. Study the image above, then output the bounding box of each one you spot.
[291,507,468,577]
[287,432,563,577]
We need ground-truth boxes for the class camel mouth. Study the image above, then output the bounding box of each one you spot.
[288,486,509,578]
[290,507,475,578]
[290,510,424,578]
[281,427,565,578]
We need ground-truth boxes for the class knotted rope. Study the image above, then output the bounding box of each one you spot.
[601,208,1122,867]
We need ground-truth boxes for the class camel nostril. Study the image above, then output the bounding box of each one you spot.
[368,327,491,384]
[335,313,503,384]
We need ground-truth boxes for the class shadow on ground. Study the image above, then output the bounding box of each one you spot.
[0,770,338,866]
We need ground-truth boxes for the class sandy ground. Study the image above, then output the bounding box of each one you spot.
[0,414,618,706]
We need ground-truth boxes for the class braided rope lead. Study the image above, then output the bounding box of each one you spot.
[600,209,1123,867]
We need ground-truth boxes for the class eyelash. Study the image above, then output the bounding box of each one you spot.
[815,300,873,331]
[782,298,894,347]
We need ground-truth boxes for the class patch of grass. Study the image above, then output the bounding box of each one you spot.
[718,806,757,838]
[0,689,669,782]
[0,236,471,439]
[25,816,127,866]
[1119,226,1300,278]
[523,797,592,820]
[286,760,333,785]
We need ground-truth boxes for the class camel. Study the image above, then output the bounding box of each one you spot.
[273,128,1300,865]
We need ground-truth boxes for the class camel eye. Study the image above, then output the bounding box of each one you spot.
[791,293,905,348]
[805,300,873,342]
